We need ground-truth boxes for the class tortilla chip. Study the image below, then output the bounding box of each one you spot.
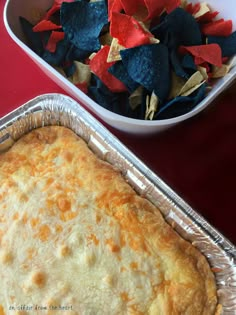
[193,2,210,19]
[197,65,209,80]
[33,20,61,32]
[168,71,186,99]
[129,86,143,110]
[110,12,157,48]
[61,0,108,52]
[145,92,159,120]
[108,61,139,93]
[211,65,229,78]
[120,43,170,101]
[107,38,125,62]
[70,61,91,85]
[201,19,233,37]
[179,44,222,67]
[178,71,205,96]
[208,31,236,57]
[90,45,127,93]
[151,8,202,47]
[157,83,207,119]
[45,31,65,53]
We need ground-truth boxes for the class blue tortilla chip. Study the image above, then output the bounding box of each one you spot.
[60,0,108,52]
[156,83,207,119]
[88,74,146,119]
[20,16,70,66]
[170,53,197,79]
[151,8,202,48]
[65,42,91,63]
[63,61,76,77]
[208,31,236,57]
[126,101,146,119]
[120,44,170,102]
[42,37,70,66]
[181,54,197,72]
[88,75,115,111]
[43,37,90,66]
[170,50,190,79]
[19,17,44,55]
[88,75,127,115]
[108,61,139,93]
[124,91,146,120]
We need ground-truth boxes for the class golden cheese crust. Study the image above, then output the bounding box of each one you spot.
[0,126,219,315]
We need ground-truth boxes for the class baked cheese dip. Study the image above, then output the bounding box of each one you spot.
[0,126,220,314]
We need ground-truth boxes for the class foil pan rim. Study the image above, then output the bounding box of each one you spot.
[0,93,235,314]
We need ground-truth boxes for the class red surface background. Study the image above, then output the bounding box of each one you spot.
[0,0,235,245]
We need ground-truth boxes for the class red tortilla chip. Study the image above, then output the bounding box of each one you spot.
[55,0,74,4]
[165,0,181,13]
[201,19,233,37]
[110,12,154,48]
[142,0,180,19]
[89,45,127,93]
[197,10,219,23]
[45,31,65,53]
[119,0,139,16]
[44,0,74,20]
[185,2,201,15]
[108,0,123,21]
[118,0,149,17]
[33,20,61,32]
[194,56,205,64]
[44,4,60,20]
[179,44,222,67]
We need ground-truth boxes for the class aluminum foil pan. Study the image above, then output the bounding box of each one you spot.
[0,93,235,314]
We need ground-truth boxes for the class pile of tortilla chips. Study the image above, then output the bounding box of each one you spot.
[20,0,236,120]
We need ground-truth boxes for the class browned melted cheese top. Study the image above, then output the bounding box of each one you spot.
[0,127,218,315]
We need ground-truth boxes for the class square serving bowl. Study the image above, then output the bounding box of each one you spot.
[3,0,236,135]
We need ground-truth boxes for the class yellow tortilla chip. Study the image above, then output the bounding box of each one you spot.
[197,66,209,80]
[212,56,236,78]
[145,92,159,120]
[70,61,91,85]
[180,81,206,97]
[211,64,231,78]
[129,86,143,110]
[193,2,210,19]
[180,0,188,9]
[178,71,205,96]
[107,38,125,62]
[168,71,206,99]
[229,55,236,68]
[150,37,160,44]
[89,52,97,60]
[168,71,186,99]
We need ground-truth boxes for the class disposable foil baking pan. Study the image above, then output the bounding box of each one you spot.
[0,93,235,314]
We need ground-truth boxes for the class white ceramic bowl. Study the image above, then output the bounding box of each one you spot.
[3,0,236,135]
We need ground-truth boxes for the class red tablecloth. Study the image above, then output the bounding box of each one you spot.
[0,0,235,245]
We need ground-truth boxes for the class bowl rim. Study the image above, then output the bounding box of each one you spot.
[3,0,236,129]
